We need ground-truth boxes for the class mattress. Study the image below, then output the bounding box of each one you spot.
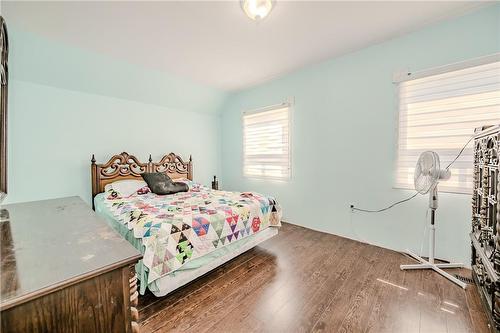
[94,186,281,295]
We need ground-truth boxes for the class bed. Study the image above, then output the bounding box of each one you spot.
[91,152,281,297]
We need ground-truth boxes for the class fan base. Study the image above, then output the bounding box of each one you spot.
[400,250,466,289]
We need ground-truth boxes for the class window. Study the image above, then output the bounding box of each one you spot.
[243,105,291,180]
[396,59,500,194]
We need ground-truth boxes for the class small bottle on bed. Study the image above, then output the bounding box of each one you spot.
[212,176,219,190]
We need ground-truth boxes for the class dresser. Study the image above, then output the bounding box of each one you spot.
[471,124,500,331]
[0,196,142,333]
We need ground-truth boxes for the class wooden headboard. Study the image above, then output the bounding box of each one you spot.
[91,152,192,208]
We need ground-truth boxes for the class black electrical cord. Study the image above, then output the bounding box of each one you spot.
[350,192,419,213]
[444,135,474,171]
[350,134,474,213]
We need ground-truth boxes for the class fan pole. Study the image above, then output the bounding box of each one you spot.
[428,186,438,265]
[429,209,435,265]
[400,187,467,289]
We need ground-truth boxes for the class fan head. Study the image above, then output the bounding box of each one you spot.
[414,151,450,194]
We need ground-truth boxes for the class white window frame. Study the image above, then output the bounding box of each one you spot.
[242,102,292,181]
[394,53,500,194]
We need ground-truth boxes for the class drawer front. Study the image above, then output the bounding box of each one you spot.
[1,268,130,333]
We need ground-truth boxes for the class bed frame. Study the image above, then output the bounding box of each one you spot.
[91,152,192,209]
[90,151,279,298]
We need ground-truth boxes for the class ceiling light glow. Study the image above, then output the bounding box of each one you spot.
[241,0,275,21]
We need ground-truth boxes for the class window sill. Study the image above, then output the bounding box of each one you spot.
[243,176,290,183]
[392,185,471,195]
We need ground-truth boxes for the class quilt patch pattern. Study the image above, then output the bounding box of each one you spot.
[104,180,281,283]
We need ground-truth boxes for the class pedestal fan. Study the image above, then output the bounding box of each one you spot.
[400,151,467,289]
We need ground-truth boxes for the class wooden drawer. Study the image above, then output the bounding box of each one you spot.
[1,266,138,333]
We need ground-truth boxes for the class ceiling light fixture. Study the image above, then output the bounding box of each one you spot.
[240,0,275,21]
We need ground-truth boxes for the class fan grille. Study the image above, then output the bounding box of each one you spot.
[414,151,440,194]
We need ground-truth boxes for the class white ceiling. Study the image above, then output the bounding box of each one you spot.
[2,1,490,91]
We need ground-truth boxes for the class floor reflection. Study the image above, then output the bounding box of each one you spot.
[376,278,409,291]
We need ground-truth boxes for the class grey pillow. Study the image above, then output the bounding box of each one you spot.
[141,173,188,195]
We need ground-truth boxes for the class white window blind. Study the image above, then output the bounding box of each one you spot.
[396,60,500,194]
[243,106,291,180]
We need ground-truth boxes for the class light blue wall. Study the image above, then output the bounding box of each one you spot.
[220,5,500,265]
[5,27,227,204]
[10,29,226,115]
[4,5,500,265]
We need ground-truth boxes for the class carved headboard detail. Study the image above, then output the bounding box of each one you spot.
[91,152,193,208]
[152,153,191,177]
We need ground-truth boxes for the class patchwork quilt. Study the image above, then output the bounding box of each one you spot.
[104,180,282,283]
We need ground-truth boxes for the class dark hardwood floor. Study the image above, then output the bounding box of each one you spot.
[138,222,491,333]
